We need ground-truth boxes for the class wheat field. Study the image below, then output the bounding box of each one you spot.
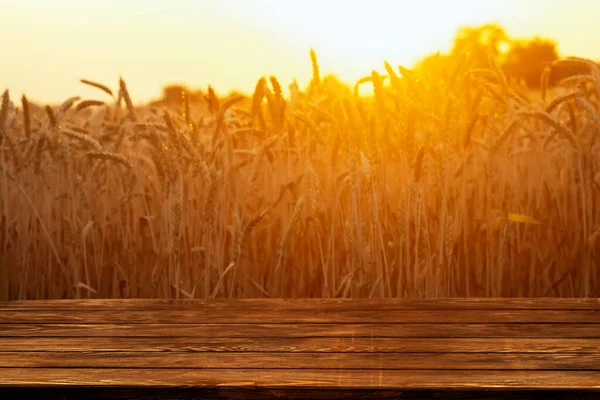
[1,51,598,300]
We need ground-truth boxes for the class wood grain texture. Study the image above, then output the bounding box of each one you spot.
[2,309,599,324]
[1,337,598,352]
[1,298,599,399]
[2,351,600,370]
[2,322,598,337]
[2,298,599,310]
[2,368,600,388]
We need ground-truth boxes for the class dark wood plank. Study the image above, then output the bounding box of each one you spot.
[2,309,598,323]
[2,298,599,310]
[2,368,600,389]
[3,387,600,400]
[2,323,598,338]
[1,337,598,353]
[2,351,599,370]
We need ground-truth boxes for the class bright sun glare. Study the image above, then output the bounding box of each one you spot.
[1,0,597,103]
[226,0,516,85]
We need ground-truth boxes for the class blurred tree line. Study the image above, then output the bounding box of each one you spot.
[426,23,594,88]
[159,23,597,103]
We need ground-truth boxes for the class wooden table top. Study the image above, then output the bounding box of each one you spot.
[1,298,599,399]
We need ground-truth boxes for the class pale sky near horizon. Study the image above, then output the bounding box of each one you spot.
[1,0,600,104]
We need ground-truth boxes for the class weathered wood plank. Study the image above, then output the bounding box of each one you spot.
[3,299,599,398]
[2,368,600,389]
[2,323,598,338]
[2,298,599,310]
[2,309,598,323]
[1,337,598,353]
[2,351,599,370]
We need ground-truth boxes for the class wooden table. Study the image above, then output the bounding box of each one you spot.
[1,298,599,399]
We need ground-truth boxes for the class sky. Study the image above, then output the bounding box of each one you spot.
[1,0,600,104]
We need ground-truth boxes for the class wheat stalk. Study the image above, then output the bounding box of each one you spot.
[275,197,304,273]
